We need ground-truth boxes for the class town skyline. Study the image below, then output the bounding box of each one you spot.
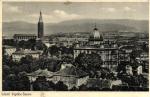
[3,18,148,37]
[2,2,149,91]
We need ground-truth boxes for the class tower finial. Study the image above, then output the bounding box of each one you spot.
[40,10,42,16]
[39,11,43,22]
[94,23,98,30]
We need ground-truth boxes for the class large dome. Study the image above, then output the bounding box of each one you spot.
[89,27,103,41]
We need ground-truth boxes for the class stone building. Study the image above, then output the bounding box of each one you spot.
[118,45,134,63]
[13,34,37,41]
[125,65,133,75]
[3,45,16,56]
[12,49,41,61]
[52,66,89,89]
[73,26,119,71]
[27,68,53,82]
[13,11,44,41]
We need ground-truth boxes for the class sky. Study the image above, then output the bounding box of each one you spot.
[3,2,149,23]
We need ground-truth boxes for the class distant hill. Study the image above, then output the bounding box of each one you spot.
[2,19,148,36]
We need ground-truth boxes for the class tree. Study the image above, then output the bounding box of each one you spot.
[25,39,36,50]
[70,86,78,91]
[2,65,10,80]
[4,74,18,91]
[3,55,10,65]
[60,46,73,55]
[18,40,26,48]
[88,87,100,91]
[33,76,50,91]
[78,84,88,91]
[35,40,47,50]
[17,72,30,91]
[49,45,59,56]
[3,39,17,46]
[101,68,110,79]
[75,53,103,77]
[48,81,55,90]
[55,81,68,91]
[142,42,148,52]
[45,59,61,72]
[19,63,31,73]
[20,55,33,64]
[11,65,20,75]
[61,54,74,63]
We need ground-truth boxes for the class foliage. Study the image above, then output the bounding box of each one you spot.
[75,53,103,78]
[55,81,68,91]
[3,73,30,91]
[33,76,51,91]
[3,39,17,46]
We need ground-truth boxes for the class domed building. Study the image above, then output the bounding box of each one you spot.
[73,24,119,72]
[89,25,104,45]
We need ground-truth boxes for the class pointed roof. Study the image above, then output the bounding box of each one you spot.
[94,23,98,31]
[55,66,88,78]
[13,50,41,55]
[39,11,43,22]
[40,11,42,15]
[28,69,53,77]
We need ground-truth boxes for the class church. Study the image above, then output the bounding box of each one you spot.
[73,25,119,72]
[13,11,44,41]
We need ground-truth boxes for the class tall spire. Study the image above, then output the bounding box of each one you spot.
[38,11,44,38]
[94,23,98,30]
[39,11,43,22]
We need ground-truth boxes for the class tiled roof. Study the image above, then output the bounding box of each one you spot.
[55,66,88,78]
[28,69,53,77]
[3,45,16,48]
[74,47,117,50]
[13,50,41,54]
[14,34,37,36]
[119,45,135,50]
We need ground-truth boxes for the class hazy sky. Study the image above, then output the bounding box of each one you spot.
[3,2,149,23]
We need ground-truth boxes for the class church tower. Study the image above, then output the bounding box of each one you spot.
[38,11,44,38]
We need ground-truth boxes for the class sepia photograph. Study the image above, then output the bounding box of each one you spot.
[2,1,149,91]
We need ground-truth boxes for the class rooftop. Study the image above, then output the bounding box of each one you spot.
[3,45,16,49]
[119,45,135,50]
[74,47,118,50]
[13,50,41,54]
[14,34,37,37]
[27,69,53,77]
[55,66,88,78]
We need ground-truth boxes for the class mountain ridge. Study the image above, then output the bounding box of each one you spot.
[3,19,149,36]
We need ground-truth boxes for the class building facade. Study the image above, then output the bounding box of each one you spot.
[13,34,37,41]
[74,26,119,71]
[52,66,89,89]
[27,66,89,90]
[3,45,16,56]
[12,50,41,61]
